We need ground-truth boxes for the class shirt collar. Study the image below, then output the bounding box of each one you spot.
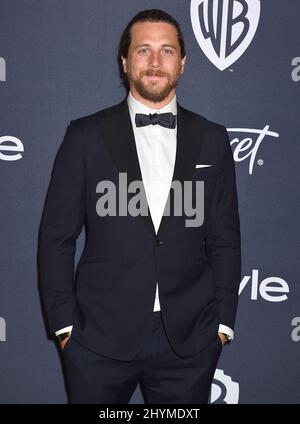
[127,90,177,116]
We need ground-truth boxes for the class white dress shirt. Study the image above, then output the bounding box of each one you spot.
[127,91,177,313]
[55,90,233,340]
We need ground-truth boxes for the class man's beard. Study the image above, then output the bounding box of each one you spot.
[128,69,181,103]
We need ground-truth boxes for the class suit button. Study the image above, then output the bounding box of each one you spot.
[156,239,163,247]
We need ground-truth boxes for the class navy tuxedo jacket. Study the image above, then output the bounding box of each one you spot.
[38,97,241,360]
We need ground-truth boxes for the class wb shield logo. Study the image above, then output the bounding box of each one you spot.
[191,0,261,70]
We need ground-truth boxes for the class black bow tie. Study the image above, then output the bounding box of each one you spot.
[135,112,176,129]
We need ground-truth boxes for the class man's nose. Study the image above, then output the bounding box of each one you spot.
[149,50,161,67]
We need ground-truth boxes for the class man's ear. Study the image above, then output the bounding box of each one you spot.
[180,55,187,74]
[121,56,127,74]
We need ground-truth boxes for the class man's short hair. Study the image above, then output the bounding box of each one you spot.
[118,9,186,90]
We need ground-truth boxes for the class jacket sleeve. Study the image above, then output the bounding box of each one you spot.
[38,120,85,334]
[206,125,241,330]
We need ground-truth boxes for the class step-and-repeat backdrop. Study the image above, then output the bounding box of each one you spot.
[1,0,299,403]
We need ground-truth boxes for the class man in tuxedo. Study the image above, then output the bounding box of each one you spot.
[38,9,241,404]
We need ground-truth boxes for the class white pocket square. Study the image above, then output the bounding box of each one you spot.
[195,164,213,168]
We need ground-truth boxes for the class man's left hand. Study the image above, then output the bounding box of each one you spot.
[218,332,227,347]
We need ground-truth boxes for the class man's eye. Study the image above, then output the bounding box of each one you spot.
[138,48,149,54]
[163,49,173,55]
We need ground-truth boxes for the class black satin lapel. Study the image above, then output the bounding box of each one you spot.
[98,98,156,236]
[157,103,206,238]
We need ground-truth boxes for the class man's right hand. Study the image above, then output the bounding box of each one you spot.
[57,331,72,351]
[60,336,71,351]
